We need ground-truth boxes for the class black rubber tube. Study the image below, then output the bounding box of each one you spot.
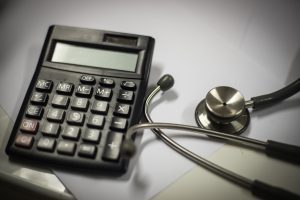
[251,180,300,200]
[265,140,300,164]
[251,78,300,109]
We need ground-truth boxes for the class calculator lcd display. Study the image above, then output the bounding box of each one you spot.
[51,42,138,72]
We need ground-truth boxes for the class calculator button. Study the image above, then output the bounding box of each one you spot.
[47,108,65,123]
[80,75,96,85]
[78,144,97,158]
[57,141,76,155]
[114,103,131,117]
[121,81,136,91]
[102,132,123,161]
[95,87,112,101]
[20,119,39,134]
[56,82,74,95]
[42,122,60,137]
[67,111,85,125]
[62,126,81,140]
[75,85,93,98]
[52,95,69,109]
[37,137,56,152]
[26,105,44,119]
[91,100,108,115]
[15,134,34,148]
[99,78,115,88]
[71,97,89,111]
[36,79,53,92]
[118,90,134,103]
[82,129,101,143]
[87,114,105,129]
[110,117,127,131]
[31,92,48,105]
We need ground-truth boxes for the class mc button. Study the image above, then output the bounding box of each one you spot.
[36,79,53,92]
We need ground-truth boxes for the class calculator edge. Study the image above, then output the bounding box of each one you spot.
[6,25,155,173]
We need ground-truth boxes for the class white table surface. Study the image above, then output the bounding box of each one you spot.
[0,0,299,199]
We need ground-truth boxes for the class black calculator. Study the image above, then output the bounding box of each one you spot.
[6,25,155,172]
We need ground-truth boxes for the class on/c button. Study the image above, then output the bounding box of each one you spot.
[20,119,39,134]
[15,134,34,148]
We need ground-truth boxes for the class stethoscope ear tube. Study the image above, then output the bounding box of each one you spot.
[251,78,300,109]
[265,140,300,164]
[122,74,300,200]
[251,180,300,200]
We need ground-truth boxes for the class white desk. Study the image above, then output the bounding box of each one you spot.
[0,0,299,199]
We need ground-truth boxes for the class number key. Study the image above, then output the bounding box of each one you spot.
[62,126,80,140]
[87,114,105,129]
[91,100,108,114]
[67,111,85,125]
[71,97,89,111]
[47,108,65,123]
[52,94,69,109]
[83,129,101,143]
[37,137,56,152]
[42,122,60,137]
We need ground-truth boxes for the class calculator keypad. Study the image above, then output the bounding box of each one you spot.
[11,74,139,171]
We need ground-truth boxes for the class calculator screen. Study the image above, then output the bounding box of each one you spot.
[51,42,138,72]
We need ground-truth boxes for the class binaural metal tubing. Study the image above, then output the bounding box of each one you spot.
[121,75,300,199]
[124,84,260,189]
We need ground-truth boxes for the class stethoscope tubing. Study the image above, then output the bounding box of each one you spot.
[124,84,300,199]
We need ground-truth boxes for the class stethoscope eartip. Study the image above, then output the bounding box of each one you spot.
[157,74,174,91]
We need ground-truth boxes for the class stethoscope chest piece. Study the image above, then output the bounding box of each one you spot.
[195,86,250,135]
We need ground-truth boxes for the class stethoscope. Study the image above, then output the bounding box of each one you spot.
[121,75,300,200]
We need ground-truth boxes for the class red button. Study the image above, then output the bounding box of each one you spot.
[15,134,34,148]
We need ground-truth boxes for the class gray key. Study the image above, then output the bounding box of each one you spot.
[42,122,60,137]
[37,137,56,152]
[57,141,76,155]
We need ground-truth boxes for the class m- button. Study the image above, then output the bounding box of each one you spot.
[75,84,93,98]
